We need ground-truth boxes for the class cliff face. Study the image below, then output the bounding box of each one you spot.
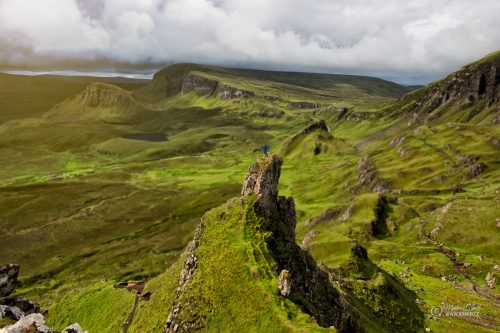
[400,51,499,124]
[135,64,255,102]
[181,73,254,100]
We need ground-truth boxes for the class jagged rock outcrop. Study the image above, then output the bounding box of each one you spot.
[357,155,389,193]
[241,155,358,331]
[241,155,283,217]
[181,73,254,100]
[163,155,424,332]
[299,120,330,136]
[284,120,333,157]
[401,51,500,124]
[164,223,205,333]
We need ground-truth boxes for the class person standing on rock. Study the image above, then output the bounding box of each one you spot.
[261,144,271,156]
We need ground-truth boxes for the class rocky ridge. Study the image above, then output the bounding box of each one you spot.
[163,154,424,332]
[240,155,359,331]
[400,51,499,124]
[181,73,255,100]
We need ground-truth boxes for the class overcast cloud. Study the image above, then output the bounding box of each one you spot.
[0,0,499,84]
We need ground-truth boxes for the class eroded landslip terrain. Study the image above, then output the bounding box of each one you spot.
[0,51,499,332]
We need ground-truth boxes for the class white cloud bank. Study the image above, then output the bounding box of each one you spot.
[0,0,499,83]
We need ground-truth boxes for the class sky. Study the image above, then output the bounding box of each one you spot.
[0,0,499,84]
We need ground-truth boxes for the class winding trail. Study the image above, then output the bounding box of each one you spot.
[123,294,141,333]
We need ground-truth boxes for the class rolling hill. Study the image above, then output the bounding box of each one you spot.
[0,52,499,332]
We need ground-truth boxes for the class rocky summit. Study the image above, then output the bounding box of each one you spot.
[161,154,424,332]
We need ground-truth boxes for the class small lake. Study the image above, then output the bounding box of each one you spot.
[123,133,168,142]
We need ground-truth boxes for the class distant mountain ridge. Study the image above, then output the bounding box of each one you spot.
[135,63,411,102]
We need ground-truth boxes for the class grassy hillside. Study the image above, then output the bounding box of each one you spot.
[0,52,499,332]
[0,73,148,123]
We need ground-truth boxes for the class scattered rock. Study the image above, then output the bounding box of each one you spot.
[0,264,86,333]
[303,208,340,227]
[300,230,318,250]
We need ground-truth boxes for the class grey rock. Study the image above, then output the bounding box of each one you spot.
[0,264,20,298]
[0,305,25,321]
[10,297,40,315]
[61,323,88,333]
[0,313,53,333]
[241,155,283,217]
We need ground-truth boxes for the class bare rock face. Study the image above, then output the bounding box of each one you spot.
[181,73,254,100]
[403,53,499,124]
[0,264,19,298]
[357,155,389,193]
[241,155,283,217]
[242,155,359,332]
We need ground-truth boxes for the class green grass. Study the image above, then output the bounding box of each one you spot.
[1,55,499,332]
